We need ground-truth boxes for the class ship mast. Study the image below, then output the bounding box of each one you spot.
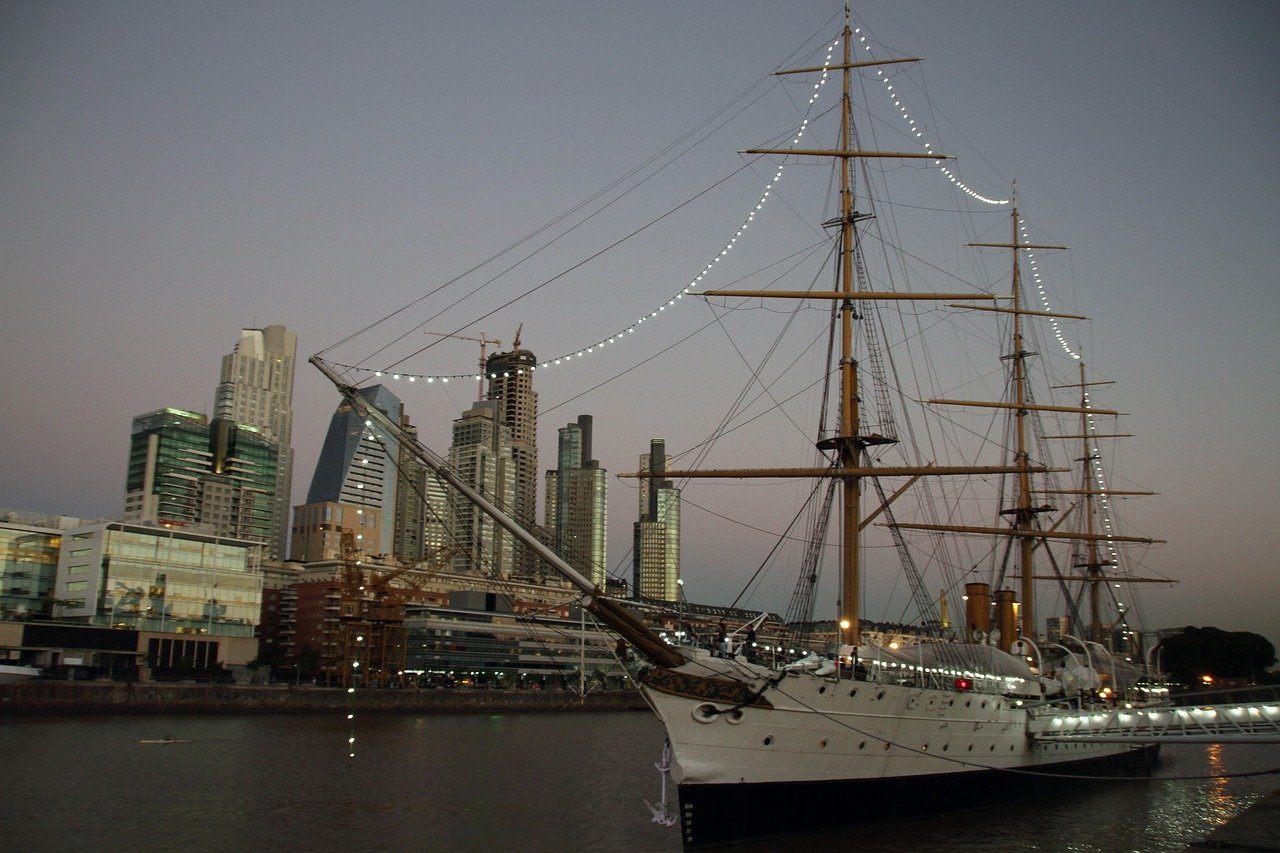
[1041,367,1163,644]
[637,7,1046,650]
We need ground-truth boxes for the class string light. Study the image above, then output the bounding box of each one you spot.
[330,39,843,385]
[1019,218,1079,360]
[856,26,1009,206]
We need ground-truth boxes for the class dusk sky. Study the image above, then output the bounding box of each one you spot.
[2,2,1277,648]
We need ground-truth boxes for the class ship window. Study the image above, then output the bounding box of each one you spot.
[967,744,974,752]
[819,739,828,749]
[875,691,884,701]
[849,688,858,698]
[922,743,929,751]
[989,744,995,751]
[943,744,950,751]
[763,736,773,746]
[883,742,890,751]
[858,741,866,750]
[818,685,826,695]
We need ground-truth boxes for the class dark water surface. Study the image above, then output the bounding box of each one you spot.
[0,712,1275,851]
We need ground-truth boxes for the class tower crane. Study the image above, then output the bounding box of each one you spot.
[424,330,501,400]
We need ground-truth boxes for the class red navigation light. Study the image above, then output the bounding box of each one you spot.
[954,677,973,691]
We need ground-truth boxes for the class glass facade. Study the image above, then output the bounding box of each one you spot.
[57,524,262,638]
[125,409,278,545]
[0,525,61,617]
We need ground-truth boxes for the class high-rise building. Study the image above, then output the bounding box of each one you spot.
[551,415,608,587]
[422,473,450,555]
[485,344,538,574]
[123,408,279,544]
[392,413,427,565]
[213,325,297,561]
[633,438,681,600]
[289,501,382,562]
[306,384,403,556]
[448,400,515,577]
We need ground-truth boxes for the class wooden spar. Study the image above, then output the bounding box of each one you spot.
[1009,201,1037,638]
[621,464,1062,479]
[773,57,921,75]
[703,290,997,300]
[946,304,1088,320]
[742,148,951,160]
[927,399,1126,416]
[1042,435,1133,440]
[968,241,1069,251]
[308,356,685,669]
[1051,380,1116,389]
[860,470,927,530]
[1014,575,1176,583]
[880,521,1164,544]
[1035,488,1157,496]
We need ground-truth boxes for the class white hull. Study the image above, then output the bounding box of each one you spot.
[642,655,1141,786]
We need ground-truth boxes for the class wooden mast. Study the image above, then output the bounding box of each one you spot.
[961,201,1068,640]
[1078,361,1105,642]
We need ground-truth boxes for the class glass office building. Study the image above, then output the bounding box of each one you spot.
[55,522,263,638]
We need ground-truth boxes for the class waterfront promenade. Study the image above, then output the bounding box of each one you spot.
[0,681,648,715]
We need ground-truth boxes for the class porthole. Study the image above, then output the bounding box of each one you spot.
[943,744,949,752]
[980,701,987,709]
[922,743,929,751]
[967,744,973,752]
[989,744,995,751]
[726,708,745,725]
[692,703,718,724]
[875,691,885,701]
[849,688,858,698]
[858,741,866,750]
[818,685,827,695]
[819,738,829,749]
[763,735,773,746]
[883,742,891,751]
[1009,744,1015,751]
[965,701,971,708]
[947,698,954,707]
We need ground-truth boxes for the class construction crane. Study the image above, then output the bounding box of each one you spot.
[337,536,465,687]
[424,330,501,400]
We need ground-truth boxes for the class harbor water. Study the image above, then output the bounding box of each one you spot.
[1,712,1276,851]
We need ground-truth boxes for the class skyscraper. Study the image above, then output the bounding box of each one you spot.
[305,384,403,556]
[485,342,538,574]
[392,413,427,565]
[551,415,608,587]
[124,408,279,544]
[213,325,297,560]
[448,400,515,577]
[633,438,681,600]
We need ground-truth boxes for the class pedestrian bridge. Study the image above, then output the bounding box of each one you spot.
[1031,688,1280,744]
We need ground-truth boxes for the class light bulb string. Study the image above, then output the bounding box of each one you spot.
[852,25,1010,207]
[327,38,842,386]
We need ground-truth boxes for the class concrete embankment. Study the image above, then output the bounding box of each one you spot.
[0,681,649,715]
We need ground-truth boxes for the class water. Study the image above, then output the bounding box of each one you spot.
[0,712,1275,851]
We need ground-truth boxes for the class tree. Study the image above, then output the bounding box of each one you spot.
[1160,626,1276,685]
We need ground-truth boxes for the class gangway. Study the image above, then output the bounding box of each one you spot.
[1032,688,1280,744]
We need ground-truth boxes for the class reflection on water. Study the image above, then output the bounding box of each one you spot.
[1205,742,1237,826]
[0,715,1276,852]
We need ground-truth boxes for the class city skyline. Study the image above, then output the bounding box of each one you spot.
[1,2,1277,646]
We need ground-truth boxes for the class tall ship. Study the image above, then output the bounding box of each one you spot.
[311,5,1276,847]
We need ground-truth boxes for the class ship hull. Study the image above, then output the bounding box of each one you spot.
[640,657,1161,848]
[676,743,1159,848]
